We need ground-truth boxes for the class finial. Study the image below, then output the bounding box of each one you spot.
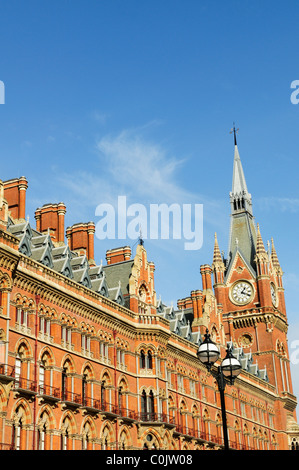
[139,224,144,246]
[230,122,239,146]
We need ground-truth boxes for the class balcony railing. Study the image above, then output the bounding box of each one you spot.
[61,390,81,405]
[138,412,176,425]
[82,396,101,410]
[38,384,60,400]
[0,442,15,450]
[118,406,138,420]
[176,425,207,438]
[0,363,15,378]
[14,377,37,393]
[228,440,255,451]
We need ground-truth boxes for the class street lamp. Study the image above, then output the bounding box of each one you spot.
[197,328,242,450]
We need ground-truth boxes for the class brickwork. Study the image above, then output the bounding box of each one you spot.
[0,140,298,450]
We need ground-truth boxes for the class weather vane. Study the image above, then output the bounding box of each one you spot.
[230,122,239,145]
[139,224,144,246]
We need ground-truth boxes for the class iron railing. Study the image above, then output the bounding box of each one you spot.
[38,384,60,399]
[0,363,15,377]
[138,412,176,425]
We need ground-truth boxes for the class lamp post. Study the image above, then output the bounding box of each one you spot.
[197,328,242,451]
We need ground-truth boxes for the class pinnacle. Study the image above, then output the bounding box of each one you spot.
[255,224,268,262]
[271,238,281,270]
[213,232,223,265]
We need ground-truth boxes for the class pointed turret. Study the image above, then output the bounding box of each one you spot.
[213,232,223,265]
[255,224,269,276]
[212,233,226,308]
[271,238,282,272]
[255,224,268,261]
[271,237,284,291]
[212,232,225,284]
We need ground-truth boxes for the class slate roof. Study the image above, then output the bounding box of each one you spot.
[5,218,268,380]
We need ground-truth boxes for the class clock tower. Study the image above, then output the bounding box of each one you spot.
[213,129,295,410]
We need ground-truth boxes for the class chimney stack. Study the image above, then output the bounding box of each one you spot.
[35,202,66,244]
[66,222,96,266]
[3,176,28,221]
[106,246,131,265]
[0,180,8,227]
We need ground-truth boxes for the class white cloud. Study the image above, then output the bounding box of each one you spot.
[54,123,226,244]
[256,196,299,213]
[92,110,108,125]
[96,127,189,204]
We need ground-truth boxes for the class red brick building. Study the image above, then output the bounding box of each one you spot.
[0,136,298,450]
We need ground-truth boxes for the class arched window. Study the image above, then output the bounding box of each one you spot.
[39,360,45,393]
[38,423,47,450]
[82,422,92,450]
[120,430,128,450]
[62,367,67,401]
[291,438,299,450]
[61,417,72,450]
[15,354,22,387]
[147,351,153,369]
[61,427,69,450]
[148,390,155,419]
[102,426,111,450]
[191,405,200,438]
[13,406,27,450]
[13,418,23,450]
[82,373,87,406]
[140,350,146,369]
[140,390,155,421]
[15,344,28,388]
[39,351,52,394]
[215,413,222,444]
[141,390,147,419]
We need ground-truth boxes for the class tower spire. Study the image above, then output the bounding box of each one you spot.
[229,125,252,210]
[227,127,257,272]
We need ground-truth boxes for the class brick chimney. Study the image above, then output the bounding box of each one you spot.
[177,296,193,310]
[0,180,8,228]
[106,246,131,265]
[3,176,28,221]
[66,222,96,266]
[191,289,203,319]
[35,202,66,244]
[200,264,213,291]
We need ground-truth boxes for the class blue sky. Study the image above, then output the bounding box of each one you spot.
[1,0,299,399]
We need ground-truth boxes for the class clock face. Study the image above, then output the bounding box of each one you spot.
[271,283,277,306]
[231,281,253,305]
